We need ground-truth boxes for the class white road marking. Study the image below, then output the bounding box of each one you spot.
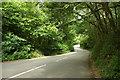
[9,64,46,78]
[55,52,76,57]
[55,57,68,62]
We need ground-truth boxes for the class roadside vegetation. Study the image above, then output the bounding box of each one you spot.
[2,2,75,62]
[2,2,120,79]
[77,2,120,79]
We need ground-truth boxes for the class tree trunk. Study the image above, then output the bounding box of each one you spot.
[102,3,117,32]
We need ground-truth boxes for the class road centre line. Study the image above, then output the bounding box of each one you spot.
[55,57,68,62]
[9,64,46,78]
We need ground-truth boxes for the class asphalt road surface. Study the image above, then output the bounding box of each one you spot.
[2,44,91,78]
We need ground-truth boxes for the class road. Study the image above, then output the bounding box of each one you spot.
[2,44,91,78]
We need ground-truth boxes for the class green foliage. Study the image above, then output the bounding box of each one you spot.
[91,33,120,79]
[68,44,74,52]
[80,35,89,49]
[1,2,120,79]
[80,35,94,49]
[2,2,46,39]
[75,2,120,78]
[2,2,75,61]
[2,32,36,61]
[40,42,70,56]
[57,43,70,53]
[91,39,103,61]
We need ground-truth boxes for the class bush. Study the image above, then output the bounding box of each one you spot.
[2,32,74,61]
[58,43,70,53]
[80,35,94,49]
[91,33,120,79]
[2,32,35,61]
[68,44,74,52]
[91,39,104,61]
[42,42,70,56]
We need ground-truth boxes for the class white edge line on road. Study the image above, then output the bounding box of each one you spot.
[9,64,46,78]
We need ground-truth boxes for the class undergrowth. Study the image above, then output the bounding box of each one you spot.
[91,32,120,79]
